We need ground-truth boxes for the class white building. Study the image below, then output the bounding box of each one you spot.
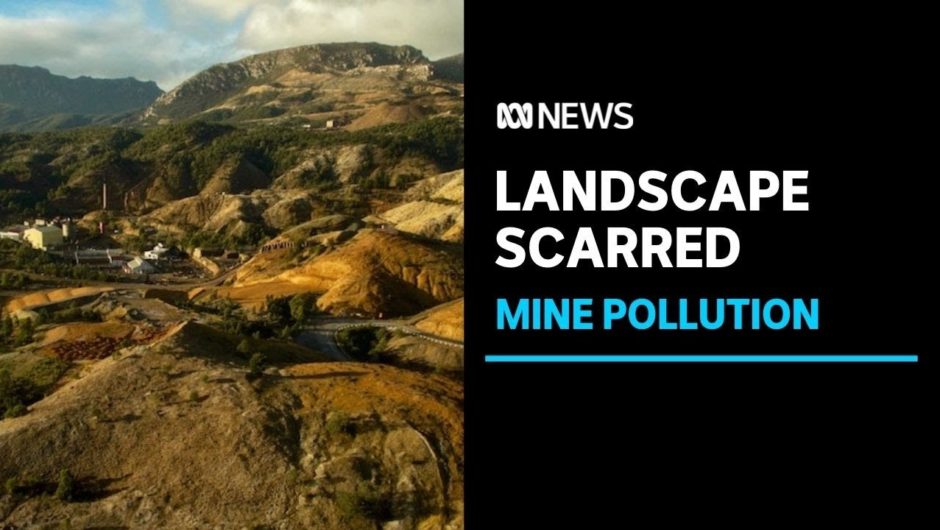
[0,227,24,242]
[124,257,156,275]
[144,243,169,261]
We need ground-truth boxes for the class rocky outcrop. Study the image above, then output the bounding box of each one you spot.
[373,170,465,242]
[144,43,434,123]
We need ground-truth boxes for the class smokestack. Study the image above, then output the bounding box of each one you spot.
[102,183,108,210]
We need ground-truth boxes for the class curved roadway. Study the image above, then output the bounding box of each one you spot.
[296,317,464,362]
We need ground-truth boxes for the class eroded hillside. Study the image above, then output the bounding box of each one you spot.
[0,322,463,529]
[0,40,464,530]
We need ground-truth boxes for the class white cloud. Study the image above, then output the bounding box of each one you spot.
[237,0,463,59]
[0,10,227,90]
[0,0,462,91]
[163,0,271,21]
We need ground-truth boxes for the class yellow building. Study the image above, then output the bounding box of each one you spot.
[24,226,64,250]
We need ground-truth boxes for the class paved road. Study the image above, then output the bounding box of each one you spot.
[296,317,464,362]
[8,266,464,363]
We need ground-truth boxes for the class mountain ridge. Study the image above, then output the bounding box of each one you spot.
[140,42,459,127]
[0,65,163,132]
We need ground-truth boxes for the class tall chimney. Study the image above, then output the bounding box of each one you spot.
[102,183,108,210]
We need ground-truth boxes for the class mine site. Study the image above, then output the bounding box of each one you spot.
[1,42,464,529]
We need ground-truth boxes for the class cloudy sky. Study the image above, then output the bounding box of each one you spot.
[0,0,463,90]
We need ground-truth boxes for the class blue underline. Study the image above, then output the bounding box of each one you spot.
[485,355,919,363]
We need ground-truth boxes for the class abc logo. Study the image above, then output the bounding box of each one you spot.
[496,102,633,130]
[496,103,534,129]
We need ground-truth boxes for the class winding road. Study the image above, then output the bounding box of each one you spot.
[295,317,464,362]
[6,265,464,364]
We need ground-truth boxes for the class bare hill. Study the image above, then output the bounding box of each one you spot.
[0,322,463,529]
[369,169,464,242]
[412,298,465,342]
[216,230,463,316]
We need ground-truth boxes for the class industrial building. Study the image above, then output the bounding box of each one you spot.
[23,226,64,250]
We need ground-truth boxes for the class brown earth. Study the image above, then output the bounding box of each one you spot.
[0,321,463,529]
[4,287,114,314]
[384,335,463,374]
[214,230,463,316]
[346,102,429,131]
[370,170,464,242]
[412,299,464,342]
[37,321,166,362]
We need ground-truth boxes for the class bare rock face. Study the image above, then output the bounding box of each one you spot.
[144,43,433,122]
[376,170,465,242]
[263,196,316,230]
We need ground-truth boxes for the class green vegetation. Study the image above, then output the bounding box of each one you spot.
[288,292,317,324]
[247,352,266,380]
[336,489,393,521]
[335,486,428,523]
[299,155,338,187]
[1,315,13,345]
[0,239,114,281]
[208,298,290,340]
[183,225,267,249]
[54,469,74,501]
[335,327,389,362]
[325,412,356,437]
[36,305,102,324]
[264,292,319,334]
[0,116,463,224]
[0,369,38,418]
[0,271,28,288]
[1,315,37,350]
[13,317,34,346]
[2,474,41,498]
[0,355,68,417]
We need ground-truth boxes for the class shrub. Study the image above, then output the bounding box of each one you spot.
[0,369,38,418]
[0,315,13,339]
[325,412,356,437]
[55,469,74,501]
[3,403,26,419]
[335,327,389,361]
[247,352,266,379]
[335,489,393,521]
[289,292,318,324]
[11,317,34,347]
[4,477,15,496]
